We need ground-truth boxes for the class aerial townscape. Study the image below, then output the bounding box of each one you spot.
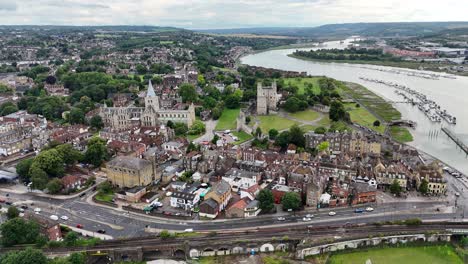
[1,2,468,264]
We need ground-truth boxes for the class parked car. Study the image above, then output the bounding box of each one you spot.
[76,224,83,228]
[60,216,69,221]
[34,208,41,213]
[50,215,59,221]
[305,214,314,218]
[97,229,106,234]
[277,217,286,221]
[354,208,364,213]
[328,211,336,216]
[366,207,374,212]
[0,198,5,203]
[302,217,312,222]
[5,201,12,205]
[20,205,28,209]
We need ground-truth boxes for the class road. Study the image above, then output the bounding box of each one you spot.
[1,186,464,239]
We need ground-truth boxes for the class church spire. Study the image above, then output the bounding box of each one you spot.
[147,80,156,97]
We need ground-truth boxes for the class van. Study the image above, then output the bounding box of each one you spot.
[184,228,194,233]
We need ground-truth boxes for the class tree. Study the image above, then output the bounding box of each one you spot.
[419,179,429,195]
[211,134,220,144]
[46,178,63,194]
[6,206,19,219]
[68,252,86,264]
[98,181,113,194]
[32,149,64,177]
[90,115,104,130]
[0,218,40,246]
[159,230,173,239]
[373,120,381,127]
[314,126,327,134]
[281,192,301,211]
[255,127,262,138]
[317,141,330,152]
[268,129,279,140]
[283,96,307,113]
[45,75,57,85]
[84,137,108,167]
[225,94,241,109]
[64,231,79,246]
[329,101,347,122]
[179,83,198,103]
[16,158,34,182]
[188,120,206,135]
[289,125,305,148]
[257,189,274,212]
[55,144,82,166]
[29,165,49,190]
[0,247,47,264]
[68,108,85,124]
[275,131,290,148]
[390,179,402,196]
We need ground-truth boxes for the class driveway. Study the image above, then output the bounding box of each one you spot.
[194,119,217,143]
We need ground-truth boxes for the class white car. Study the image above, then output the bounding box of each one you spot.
[328,211,336,216]
[60,215,69,221]
[277,217,286,221]
[34,208,41,213]
[366,207,374,212]
[302,217,312,222]
[50,215,59,221]
[305,214,314,218]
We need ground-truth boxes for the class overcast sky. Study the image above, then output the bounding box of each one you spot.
[0,0,467,29]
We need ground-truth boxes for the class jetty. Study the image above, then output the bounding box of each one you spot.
[441,127,468,155]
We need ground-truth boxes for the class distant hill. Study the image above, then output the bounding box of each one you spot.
[198,22,468,38]
[0,25,184,33]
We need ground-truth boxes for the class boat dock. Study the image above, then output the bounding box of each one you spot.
[441,127,468,155]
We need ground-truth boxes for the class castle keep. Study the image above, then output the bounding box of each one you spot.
[256,81,280,115]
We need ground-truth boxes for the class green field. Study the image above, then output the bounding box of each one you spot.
[283,77,321,95]
[344,103,385,133]
[300,125,317,132]
[95,192,114,202]
[390,126,414,143]
[317,116,331,127]
[289,109,321,121]
[258,115,299,132]
[215,108,240,130]
[232,131,253,145]
[329,245,463,264]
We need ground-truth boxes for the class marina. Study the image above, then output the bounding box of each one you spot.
[356,66,458,80]
[359,77,457,125]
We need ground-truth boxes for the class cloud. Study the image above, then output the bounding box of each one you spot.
[0,1,17,11]
[0,0,466,28]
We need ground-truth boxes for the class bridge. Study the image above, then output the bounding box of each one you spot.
[8,222,467,262]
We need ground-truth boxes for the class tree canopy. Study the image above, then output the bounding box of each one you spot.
[281,192,301,211]
[257,189,275,212]
[0,218,40,246]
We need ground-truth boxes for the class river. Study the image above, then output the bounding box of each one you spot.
[241,39,468,174]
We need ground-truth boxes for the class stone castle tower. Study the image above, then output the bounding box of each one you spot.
[257,81,279,115]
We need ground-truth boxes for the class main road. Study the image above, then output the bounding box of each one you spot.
[1,186,465,239]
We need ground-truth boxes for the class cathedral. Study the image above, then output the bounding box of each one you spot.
[100,81,196,131]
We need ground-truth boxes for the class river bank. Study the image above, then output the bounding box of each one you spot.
[288,53,468,77]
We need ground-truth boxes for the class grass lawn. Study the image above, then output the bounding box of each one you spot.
[317,116,331,127]
[95,192,114,202]
[289,109,321,121]
[283,77,322,95]
[215,108,240,131]
[300,125,317,132]
[329,245,463,264]
[187,133,202,141]
[258,115,299,132]
[232,131,253,145]
[390,126,414,143]
[340,82,401,122]
[344,103,385,133]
